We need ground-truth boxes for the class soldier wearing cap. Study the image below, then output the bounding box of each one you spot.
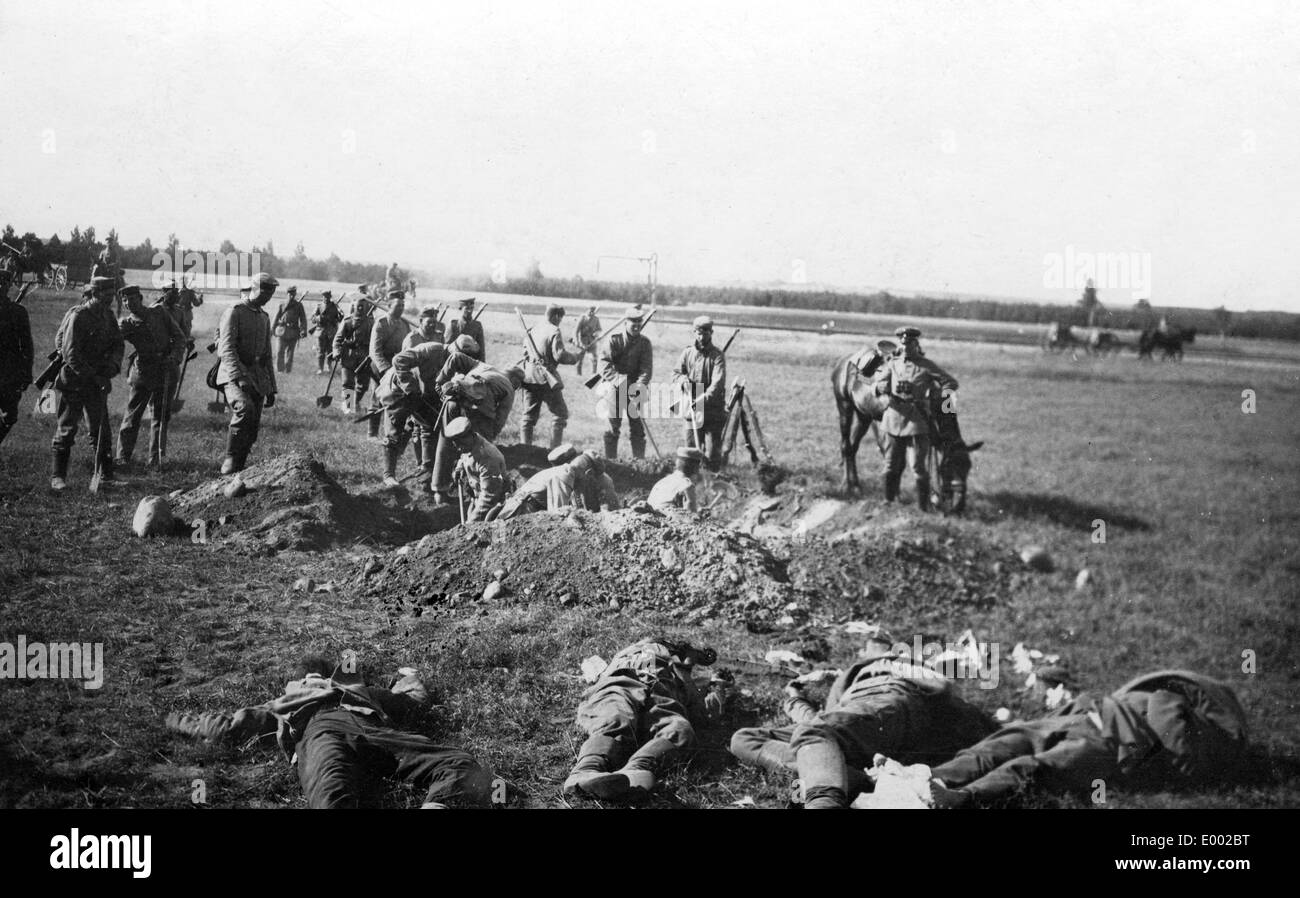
[403,306,446,351]
[497,452,596,519]
[378,339,479,489]
[447,297,485,362]
[272,286,309,374]
[49,276,125,490]
[429,359,522,502]
[116,285,185,468]
[90,246,124,314]
[333,293,376,418]
[158,279,202,342]
[0,269,34,448]
[447,415,509,521]
[574,305,601,375]
[548,444,619,511]
[520,302,579,449]
[366,290,412,443]
[311,291,343,374]
[648,446,704,513]
[872,326,959,511]
[216,273,279,474]
[597,305,653,459]
[673,316,727,471]
[730,634,995,809]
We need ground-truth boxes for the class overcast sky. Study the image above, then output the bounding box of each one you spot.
[1,0,1296,311]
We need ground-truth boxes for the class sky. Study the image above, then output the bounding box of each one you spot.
[1,0,1297,311]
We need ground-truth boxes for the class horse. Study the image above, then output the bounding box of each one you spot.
[831,348,984,512]
[1138,326,1196,361]
[1041,321,1080,353]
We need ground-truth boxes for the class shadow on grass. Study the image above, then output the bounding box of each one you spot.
[979,490,1153,532]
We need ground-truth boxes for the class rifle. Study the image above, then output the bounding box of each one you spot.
[12,282,35,305]
[582,307,657,390]
[34,351,63,390]
[515,307,560,389]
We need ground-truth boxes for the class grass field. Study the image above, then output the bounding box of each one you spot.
[1,287,1297,809]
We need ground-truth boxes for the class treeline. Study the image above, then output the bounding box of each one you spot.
[2,225,396,287]
[449,274,1300,341]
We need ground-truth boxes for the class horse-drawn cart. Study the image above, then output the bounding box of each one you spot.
[50,262,93,292]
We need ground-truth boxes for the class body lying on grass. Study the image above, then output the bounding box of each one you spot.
[564,638,733,802]
[164,656,494,808]
[729,633,996,809]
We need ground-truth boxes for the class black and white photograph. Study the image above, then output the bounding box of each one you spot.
[0,0,1294,872]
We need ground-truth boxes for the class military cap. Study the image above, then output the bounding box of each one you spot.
[444,416,473,440]
[547,443,578,464]
[321,290,332,299]
[120,285,141,298]
[388,289,405,300]
[357,284,370,293]
[251,272,279,289]
[458,296,476,308]
[91,275,116,290]
[569,454,595,476]
[580,449,605,474]
[895,326,922,340]
[454,335,480,355]
[692,315,714,329]
[546,302,565,317]
[418,306,438,319]
[286,285,298,295]
[626,305,646,323]
[676,446,704,461]
[81,284,95,296]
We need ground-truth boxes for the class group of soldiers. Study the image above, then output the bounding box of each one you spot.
[164,629,1248,809]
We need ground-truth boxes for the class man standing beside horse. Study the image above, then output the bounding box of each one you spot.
[873,327,959,512]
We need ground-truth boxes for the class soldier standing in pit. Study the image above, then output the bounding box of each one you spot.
[563,638,730,802]
[115,286,185,468]
[216,273,278,474]
[520,303,579,449]
[333,291,375,418]
[574,305,601,375]
[311,291,343,374]
[647,446,703,513]
[496,453,596,519]
[548,443,619,511]
[50,277,124,490]
[872,326,959,511]
[673,315,727,471]
[376,337,477,488]
[598,305,653,459]
[430,357,522,503]
[446,297,485,362]
[0,271,34,447]
[447,415,509,521]
[273,286,310,374]
[368,289,411,445]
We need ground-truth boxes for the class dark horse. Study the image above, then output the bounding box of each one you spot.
[831,348,983,512]
[1138,326,1196,361]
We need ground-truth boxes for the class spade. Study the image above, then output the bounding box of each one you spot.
[171,349,199,415]
[316,357,342,409]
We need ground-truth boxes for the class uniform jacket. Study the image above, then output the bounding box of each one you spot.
[1110,669,1248,779]
[0,297,34,386]
[648,470,697,513]
[586,640,707,723]
[120,305,185,385]
[216,300,277,396]
[874,352,959,437]
[599,331,653,385]
[576,313,601,345]
[447,317,486,361]
[402,323,445,350]
[391,342,477,400]
[523,320,578,389]
[333,310,375,370]
[674,343,727,423]
[511,462,585,511]
[177,287,202,338]
[370,314,412,375]
[56,299,124,391]
[580,471,618,511]
[446,362,515,436]
[311,300,343,340]
[454,435,509,522]
[273,298,309,341]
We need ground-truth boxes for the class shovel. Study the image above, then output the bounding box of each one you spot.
[316,357,341,409]
[171,349,199,415]
[207,390,227,414]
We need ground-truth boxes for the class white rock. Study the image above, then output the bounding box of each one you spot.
[1075,568,1092,590]
[994,707,1012,723]
[132,496,176,538]
[223,477,247,499]
[482,581,503,601]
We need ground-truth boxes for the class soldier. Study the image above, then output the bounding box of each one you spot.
[731,634,995,809]
[216,273,278,474]
[520,303,579,449]
[367,289,412,445]
[90,246,124,314]
[0,270,34,447]
[446,297,485,362]
[157,279,201,342]
[164,657,494,808]
[447,415,509,521]
[430,357,522,503]
[564,638,729,802]
[333,291,376,419]
[50,277,125,490]
[116,285,185,468]
[386,261,402,292]
[403,306,446,350]
[310,291,343,374]
[376,337,477,488]
[497,453,596,519]
[872,326,959,511]
[548,443,618,511]
[647,446,703,513]
[598,305,653,459]
[574,304,601,375]
[272,286,309,374]
[673,316,727,471]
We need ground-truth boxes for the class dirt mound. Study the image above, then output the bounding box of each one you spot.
[170,452,454,554]
[499,444,669,493]
[357,507,801,624]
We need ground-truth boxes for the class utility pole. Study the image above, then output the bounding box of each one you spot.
[596,252,658,305]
